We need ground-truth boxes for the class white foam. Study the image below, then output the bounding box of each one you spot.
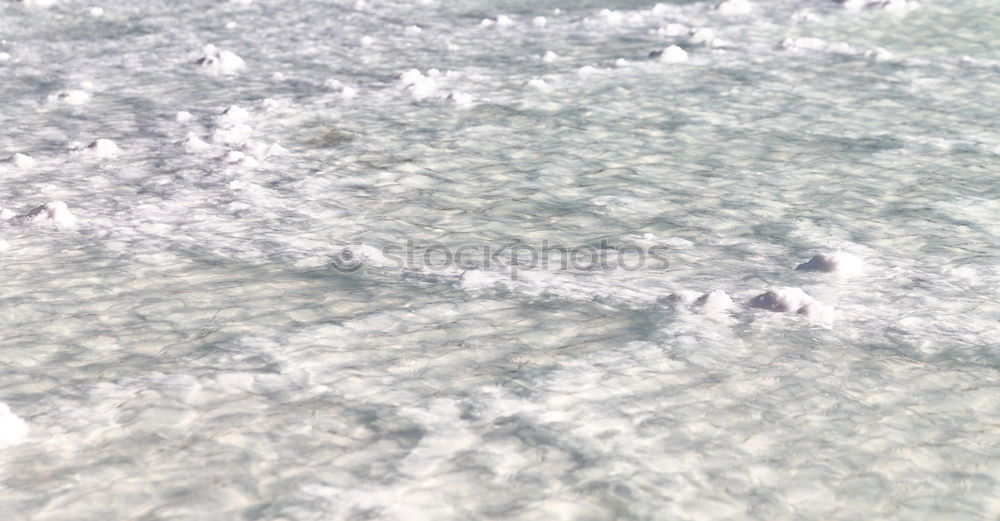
[597,9,624,25]
[541,50,559,63]
[197,45,246,75]
[659,45,689,63]
[658,23,688,37]
[260,97,290,111]
[0,52,10,62]
[0,208,14,220]
[237,155,261,169]
[241,141,286,159]
[179,132,212,153]
[837,0,867,10]
[360,35,375,47]
[9,153,36,168]
[219,105,250,125]
[527,78,551,91]
[0,403,29,444]
[84,138,119,158]
[695,290,733,311]
[495,15,514,27]
[447,91,473,107]
[89,6,104,16]
[864,47,894,61]
[532,16,547,28]
[324,79,357,99]
[212,123,253,144]
[224,144,269,167]
[795,252,863,276]
[460,270,504,290]
[715,0,752,16]
[689,28,720,47]
[651,3,671,15]
[399,69,437,100]
[21,0,56,7]
[19,201,78,227]
[750,288,816,313]
[780,37,822,51]
[404,25,423,36]
[175,110,194,123]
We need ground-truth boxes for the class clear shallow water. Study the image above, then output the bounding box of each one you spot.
[2,0,1000,519]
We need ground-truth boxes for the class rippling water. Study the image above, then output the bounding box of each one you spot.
[2,0,1000,519]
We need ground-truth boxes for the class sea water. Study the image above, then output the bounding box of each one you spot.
[2,0,999,519]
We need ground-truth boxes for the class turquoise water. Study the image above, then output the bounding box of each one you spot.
[2,0,999,519]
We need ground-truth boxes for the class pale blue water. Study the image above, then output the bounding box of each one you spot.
[2,0,1000,519]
